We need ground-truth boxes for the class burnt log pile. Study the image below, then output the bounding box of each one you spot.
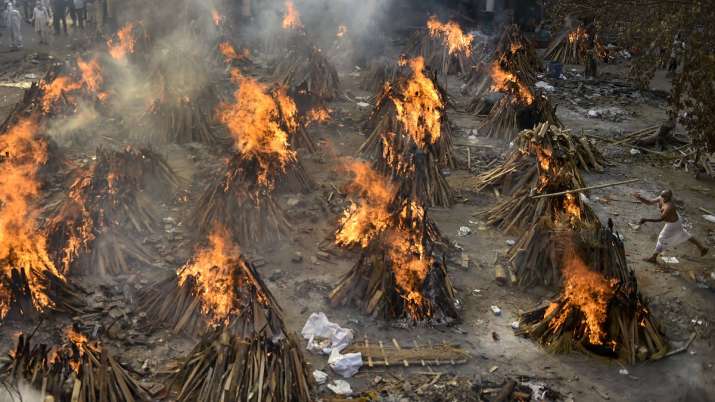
[1,330,153,401]
[46,147,178,276]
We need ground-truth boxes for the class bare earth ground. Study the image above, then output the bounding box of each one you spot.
[1,19,714,402]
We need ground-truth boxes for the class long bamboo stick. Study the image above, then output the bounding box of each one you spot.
[530,179,640,199]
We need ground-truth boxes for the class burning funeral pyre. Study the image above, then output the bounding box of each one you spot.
[138,227,313,401]
[272,38,340,105]
[359,55,411,93]
[472,51,559,140]
[1,328,152,401]
[46,147,179,276]
[142,48,228,146]
[359,57,454,207]
[189,72,312,246]
[330,160,458,324]
[406,16,475,77]
[0,117,85,321]
[516,225,669,364]
[483,123,599,234]
[472,123,604,196]
[545,26,608,65]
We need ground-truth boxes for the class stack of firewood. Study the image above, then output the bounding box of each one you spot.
[1,330,153,401]
[272,38,340,103]
[545,28,585,65]
[494,24,541,84]
[331,191,458,324]
[46,147,178,275]
[359,58,455,207]
[516,225,669,363]
[188,155,304,246]
[483,123,599,233]
[473,123,604,195]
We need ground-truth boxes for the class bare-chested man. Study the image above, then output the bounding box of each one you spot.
[633,190,708,263]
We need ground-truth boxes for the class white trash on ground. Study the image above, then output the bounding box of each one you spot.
[302,312,354,354]
[328,348,363,378]
[535,81,555,92]
[312,370,328,384]
[327,380,352,395]
[661,256,679,264]
[457,226,472,237]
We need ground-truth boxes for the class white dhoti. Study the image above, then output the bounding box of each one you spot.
[655,220,691,253]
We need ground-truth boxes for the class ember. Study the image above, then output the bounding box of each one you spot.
[305,105,331,126]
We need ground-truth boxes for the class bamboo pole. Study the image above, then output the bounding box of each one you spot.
[530,179,640,199]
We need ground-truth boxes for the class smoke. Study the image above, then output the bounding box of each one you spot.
[0,379,43,402]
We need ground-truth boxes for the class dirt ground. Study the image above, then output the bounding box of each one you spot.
[1,13,714,402]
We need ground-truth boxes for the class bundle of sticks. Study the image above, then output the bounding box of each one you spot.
[405,16,475,77]
[359,58,454,207]
[188,155,297,246]
[473,123,604,195]
[331,195,459,324]
[161,234,313,401]
[483,123,599,233]
[544,27,587,65]
[272,38,340,103]
[516,225,669,363]
[0,64,64,132]
[46,147,178,275]
[1,330,152,401]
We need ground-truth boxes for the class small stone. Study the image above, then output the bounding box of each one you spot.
[291,252,303,263]
[490,305,501,316]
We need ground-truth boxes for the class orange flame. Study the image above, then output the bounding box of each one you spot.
[0,118,63,319]
[107,23,136,61]
[216,73,298,190]
[335,160,397,248]
[282,0,303,30]
[178,226,267,325]
[218,41,246,64]
[336,24,347,37]
[76,57,108,102]
[390,57,443,149]
[545,253,615,345]
[387,202,432,320]
[40,76,82,113]
[178,227,241,325]
[426,15,473,56]
[563,193,582,220]
[489,61,533,105]
[568,27,588,44]
[305,106,331,126]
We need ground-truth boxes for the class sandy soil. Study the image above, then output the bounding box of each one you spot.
[0,16,714,402]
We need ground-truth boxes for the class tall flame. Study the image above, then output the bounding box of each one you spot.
[335,160,397,248]
[216,73,297,189]
[390,57,443,149]
[178,228,240,325]
[545,253,615,345]
[489,61,534,105]
[76,57,108,101]
[107,23,136,61]
[0,118,63,318]
[426,15,473,56]
[282,0,303,30]
[387,202,432,320]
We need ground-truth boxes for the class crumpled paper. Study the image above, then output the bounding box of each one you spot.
[327,379,352,395]
[328,348,362,378]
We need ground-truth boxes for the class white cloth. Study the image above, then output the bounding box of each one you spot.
[6,6,22,48]
[655,219,691,253]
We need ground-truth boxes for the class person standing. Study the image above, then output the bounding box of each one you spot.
[5,2,22,49]
[633,190,709,263]
[32,0,50,44]
[71,0,83,28]
[51,0,66,34]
